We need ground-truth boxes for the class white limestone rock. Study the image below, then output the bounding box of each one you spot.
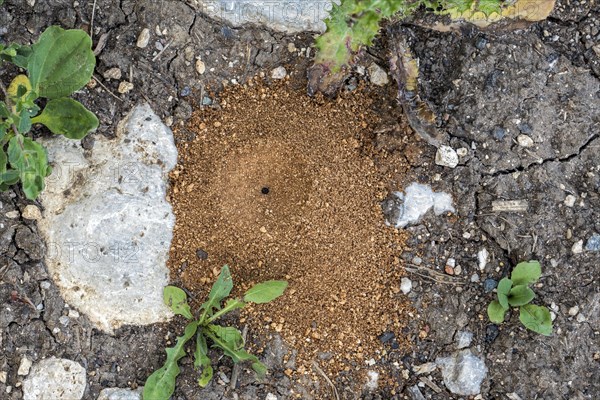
[23,358,86,400]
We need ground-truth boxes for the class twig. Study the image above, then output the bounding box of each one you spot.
[312,361,340,400]
[90,0,97,40]
[92,74,123,102]
[152,40,173,62]
[404,265,465,285]
[229,325,248,389]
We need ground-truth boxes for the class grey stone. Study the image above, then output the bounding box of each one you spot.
[15,226,45,261]
[585,234,600,251]
[435,146,459,168]
[483,278,497,293]
[270,66,287,79]
[383,183,455,228]
[97,387,143,400]
[37,104,175,333]
[455,331,473,349]
[436,349,487,396]
[197,0,332,33]
[367,63,389,86]
[23,358,86,400]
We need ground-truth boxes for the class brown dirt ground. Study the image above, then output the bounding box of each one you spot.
[167,77,414,386]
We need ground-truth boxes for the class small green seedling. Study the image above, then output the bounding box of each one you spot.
[1,26,98,199]
[144,265,288,400]
[487,260,552,336]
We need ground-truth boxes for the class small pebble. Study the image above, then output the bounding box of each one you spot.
[586,234,600,251]
[485,324,499,343]
[412,256,422,265]
[271,66,287,80]
[470,273,480,283]
[136,28,150,48]
[572,240,583,254]
[102,67,122,80]
[265,394,278,400]
[491,126,506,141]
[478,248,489,271]
[518,122,533,134]
[180,87,191,97]
[118,81,134,94]
[17,357,32,376]
[378,331,395,343]
[456,147,468,157]
[564,195,576,207]
[22,205,41,220]
[400,277,412,294]
[196,59,206,74]
[196,249,208,260]
[483,278,497,293]
[59,315,70,326]
[367,63,389,86]
[576,313,586,323]
[475,36,487,50]
[287,42,297,53]
[568,305,579,316]
[5,210,19,219]
[517,134,534,147]
[435,146,459,168]
[68,309,80,319]
[0,371,6,384]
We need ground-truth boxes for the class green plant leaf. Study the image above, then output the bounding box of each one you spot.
[163,286,193,320]
[0,102,9,118]
[31,98,98,139]
[487,300,507,324]
[244,280,288,304]
[199,265,233,322]
[204,325,267,379]
[143,321,198,400]
[511,260,542,286]
[519,304,552,336]
[194,332,213,387]
[8,134,50,199]
[206,298,246,324]
[508,285,535,307]
[27,26,95,99]
[497,277,512,310]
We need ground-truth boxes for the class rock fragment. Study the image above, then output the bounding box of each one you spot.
[136,28,150,48]
[271,66,287,80]
[367,63,389,86]
[435,146,459,168]
[23,358,86,400]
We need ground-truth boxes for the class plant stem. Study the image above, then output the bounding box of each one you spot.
[0,79,20,136]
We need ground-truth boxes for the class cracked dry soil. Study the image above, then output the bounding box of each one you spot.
[1,0,600,399]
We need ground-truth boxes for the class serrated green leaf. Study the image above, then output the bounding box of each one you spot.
[143,321,198,400]
[508,285,535,306]
[163,286,193,320]
[487,300,506,324]
[519,304,552,336]
[244,281,288,304]
[28,26,95,99]
[32,98,98,139]
[8,134,50,199]
[199,265,233,322]
[511,260,541,286]
[477,0,503,16]
[194,332,213,387]
[204,325,267,379]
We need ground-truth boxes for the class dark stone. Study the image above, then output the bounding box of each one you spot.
[378,331,395,343]
[483,278,498,293]
[518,122,533,134]
[485,324,499,344]
[491,126,506,141]
[180,86,191,97]
[196,249,208,260]
[475,36,488,50]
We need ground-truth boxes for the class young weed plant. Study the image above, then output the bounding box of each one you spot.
[487,260,552,336]
[144,265,288,400]
[0,26,98,199]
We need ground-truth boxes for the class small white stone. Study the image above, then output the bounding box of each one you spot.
[68,309,80,319]
[517,134,534,147]
[446,258,456,268]
[265,394,278,400]
[5,210,19,219]
[568,305,579,316]
[367,63,389,86]
[270,66,287,80]
[98,387,143,400]
[365,358,376,366]
[365,370,379,390]
[564,195,576,207]
[23,358,86,400]
[470,273,480,283]
[103,67,122,81]
[435,146,459,168]
[26,0,35,6]
[456,147,468,157]
[0,371,6,384]
[118,81,134,94]
[287,42,297,53]
[22,205,42,220]
[18,357,32,376]
[136,28,150,48]
[477,248,489,271]
[572,240,583,254]
[576,313,586,323]
[400,277,412,294]
[550,311,556,321]
[195,59,206,74]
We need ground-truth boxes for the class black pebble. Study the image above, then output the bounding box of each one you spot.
[196,249,208,260]
[485,324,499,344]
[378,331,395,343]
[261,187,270,195]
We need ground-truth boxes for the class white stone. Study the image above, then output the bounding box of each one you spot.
[436,350,487,396]
[136,28,150,48]
[400,277,412,294]
[22,205,42,220]
[435,146,459,168]
[68,309,80,319]
[265,394,278,400]
[0,371,6,384]
[564,195,576,207]
[197,1,332,33]
[37,104,176,333]
[23,358,86,400]
[477,248,489,271]
[388,183,455,228]
[517,134,534,147]
[118,81,134,94]
[365,370,379,391]
[367,63,389,86]
[568,305,579,316]
[572,240,584,254]
[17,357,32,376]
[195,59,206,74]
[5,210,19,219]
[455,331,473,349]
[456,147,468,157]
[97,387,143,400]
[270,66,287,80]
